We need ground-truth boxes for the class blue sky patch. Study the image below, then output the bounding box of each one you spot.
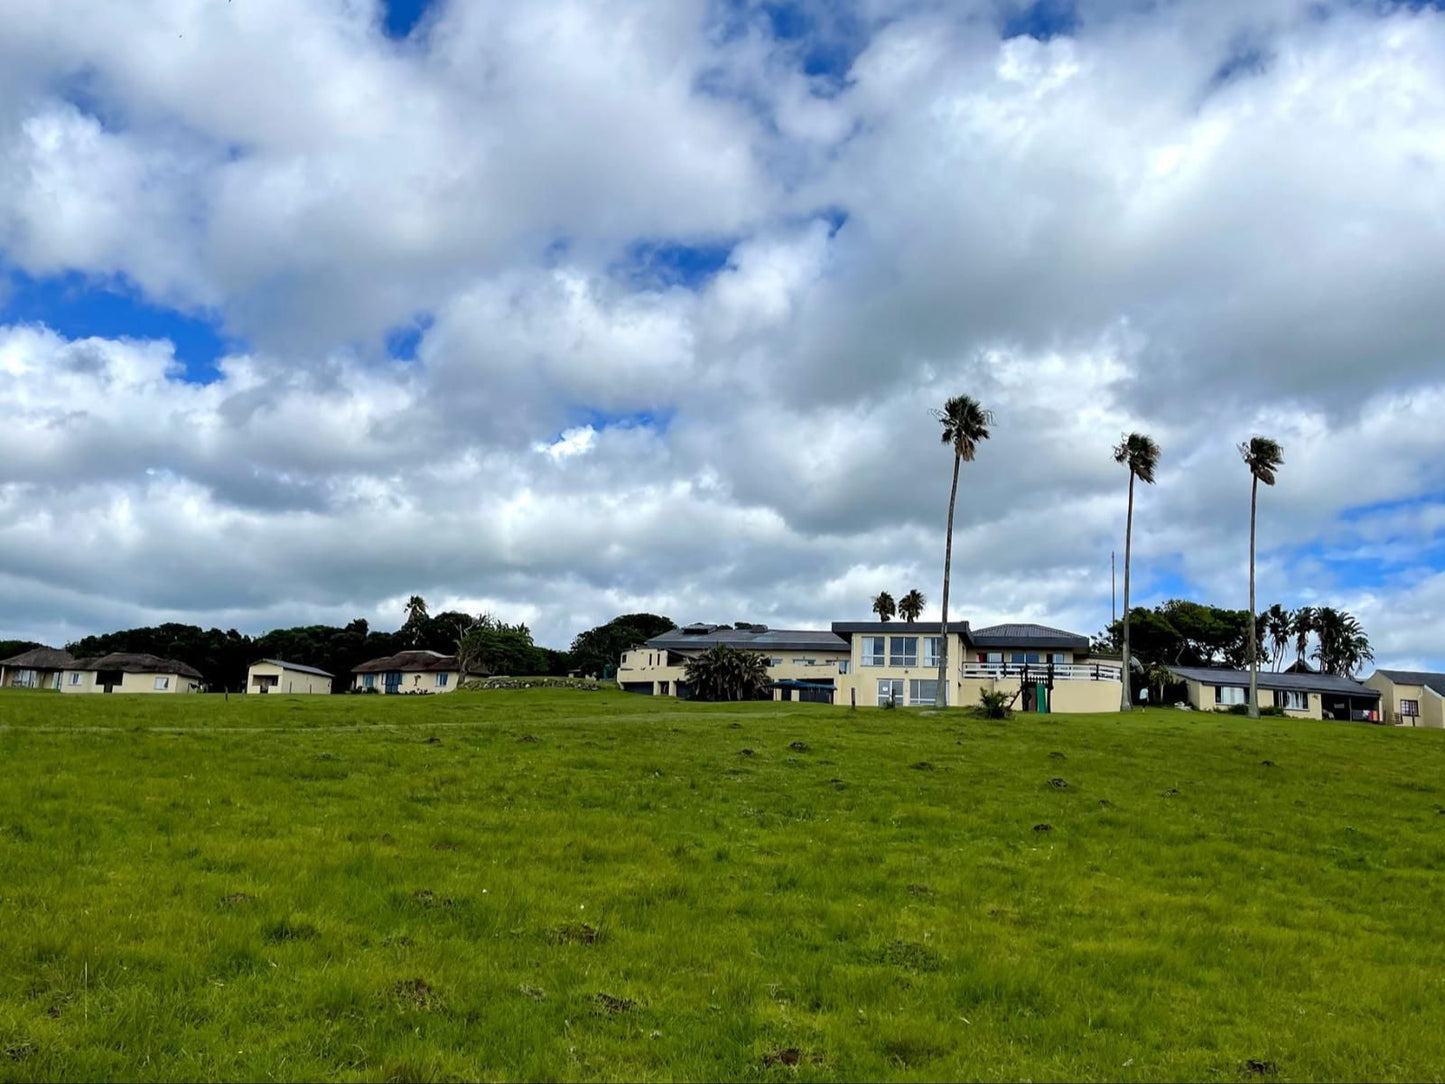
[381,0,439,40]
[576,408,675,435]
[385,313,434,361]
[0,269,234,384]
[1003,0,1078,41]
[619,240,736,290]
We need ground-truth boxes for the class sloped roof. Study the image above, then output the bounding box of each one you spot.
[353,650,482,674]
[831,621,970,637]
[647,627,849,653]
[1373,670,1445,697]
[71,653,204,679]
[255,659,334,678]
[0,646,76,670]
[969,623,1091,650]
[1168,666,1378,698]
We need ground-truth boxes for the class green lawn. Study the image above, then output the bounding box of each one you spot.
[2,689,1444,1082]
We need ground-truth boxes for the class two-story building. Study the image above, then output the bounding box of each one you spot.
[1363,669,1445,727]
[617,620,1122,712]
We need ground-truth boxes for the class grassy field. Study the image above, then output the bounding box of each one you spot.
[1,689,1444,1082]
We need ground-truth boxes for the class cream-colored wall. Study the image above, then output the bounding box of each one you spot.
[352,669,465,694]
[59,669,96,693]
[248,663,332,695]
[833,632,965,708]
[60,670,200,693]
[1183,678,1322,719]
[1364,674,1445,728]
[616,646,852,698]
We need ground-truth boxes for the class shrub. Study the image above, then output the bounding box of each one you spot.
[976,689,1013,719]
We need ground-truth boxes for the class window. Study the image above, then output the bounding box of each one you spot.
[889,636,918,667]
[1011,652,1041,664]
[660,681,670,695]
[861,636,885,667]
[793,657,817,666]
[1400,699,1420,718]
[877,679,903,706]
[838,660,849,675]
[768,657,783,667]
[923,637,943,667]
[154,676,170,691]
[1273,689,1307,711]
[909,679,939,706]
[1051,653,1067,664]
[435,673,449,687]
[68,672,83,685]
[363,673,375,689]
[1214,685,1246,706]
[13,669,36,688]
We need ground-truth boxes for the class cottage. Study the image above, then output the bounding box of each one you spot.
[1363,670,1445,727]
[247,659,334,695]
[0,646,76,690]
[351,650,483,694]
[61,653,204,694]
[1168,666,1380,721]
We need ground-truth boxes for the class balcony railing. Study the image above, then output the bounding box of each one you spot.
[960,662,1121,683]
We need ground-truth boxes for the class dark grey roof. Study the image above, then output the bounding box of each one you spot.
[256,659,334,678]
[0,646,76,670]
[646,627,849,653]
[354,650,483,674]
[969,623,1090,649]
[1373,670,1445,697]
[1168,666,1379,698]
[831,621,969,637]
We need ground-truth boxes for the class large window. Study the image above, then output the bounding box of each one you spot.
[889,636,918,667]
[909,679,939,706]
[1273,689,1307,711]
[1051,653,1067,664]
[768,657,784,667]
[1214,685,1246,706]
[861,637,886,667]
[68,672,83,686]
[923,637,943,667]
[153,676,170,691]
[1011,652,1042,664]
[1400,699,1420,718]
[435,673,449,688]
[363,673,375,689]
[838,660,849,675]
[877,679,903,706]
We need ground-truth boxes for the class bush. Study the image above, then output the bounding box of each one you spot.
[976,689,1013,719]
[1218,704,1286,716]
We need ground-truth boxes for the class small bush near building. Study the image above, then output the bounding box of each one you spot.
[976,690,1013,719]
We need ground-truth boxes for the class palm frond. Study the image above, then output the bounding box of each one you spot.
[1239,436,1285,486]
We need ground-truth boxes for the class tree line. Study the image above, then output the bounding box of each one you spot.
[25,603,679,693]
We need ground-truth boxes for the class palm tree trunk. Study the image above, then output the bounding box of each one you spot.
[1247,475,1260,720]
[938,452,960,708]
[1120,471,1134,711]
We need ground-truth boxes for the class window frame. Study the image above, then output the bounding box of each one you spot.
[909,678,939,706]
[1214,685,1246,706]
[877,678,903,706]
[436,672,449,688]
[861,636,886,667]
[1273,689,1308,711]
[923,637,943,668]
[1400,698,1420,718]
[889,636,919,668]
[153,676,170,691]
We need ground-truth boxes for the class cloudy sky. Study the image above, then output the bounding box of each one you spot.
[2,0,1443,666]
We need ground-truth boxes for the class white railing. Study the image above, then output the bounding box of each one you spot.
[960,662,1121,682]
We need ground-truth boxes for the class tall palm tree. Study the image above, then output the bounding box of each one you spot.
[1113,433,1161,711]
[933,395,993,708]
[1240,436,1284,719]
[1311,607,1373,677]
[871,591,896,623]
[1264,604,1292,671]
[1292,606,1316,667]
[898,589,925,624]
[403,595,430,646]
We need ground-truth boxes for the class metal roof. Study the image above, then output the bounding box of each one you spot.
[646,627,848,653]
[969,623,1090,649]
[830,621,969,636]
[1167,666,1379,698]
[1373,670,1445,697]
[256,659,334,678]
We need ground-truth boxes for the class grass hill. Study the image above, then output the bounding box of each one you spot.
[1,689,1443,1081]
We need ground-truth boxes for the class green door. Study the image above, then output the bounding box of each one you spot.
[1036,683,1049,714]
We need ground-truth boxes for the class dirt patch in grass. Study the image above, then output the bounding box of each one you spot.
[5,1040,35,1063]
[383,935,413,948]
[739,748,755,757]
[763,1048,801,1068]
[1242,1058,1279,1077]
[910,761,935,771]
[265,919,319,943]
[431,840,461,852]
[1049,751,1067,760]
[219,892,253,907]
[1162,787,1180,798]
[1047,777,1068,789]
[1261,760,1276,768]
[555,922,601,945]
[788,741,810,753]
[423,736,442,745]
[518,734,539,744]
[728,722,743,729]
[315,751,337,761]
[392,978,438,1009]
[906,883,933,896]
[1033,823,1053,833]
[879,939,942,972]
[519,983,546,1000]
[411,889,455,909]
[593,992,637,1015]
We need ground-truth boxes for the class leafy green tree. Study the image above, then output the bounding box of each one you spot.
[897,589,925,624]
[1113,433,1160,711]
[0,640,42,661]
[933,394,993,707]
[1240,436,1284,719]
[871,591,896,623]
[682,645,771,702]
[569,613,675,679]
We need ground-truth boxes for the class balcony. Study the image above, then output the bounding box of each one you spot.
[960,662,1121,683]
